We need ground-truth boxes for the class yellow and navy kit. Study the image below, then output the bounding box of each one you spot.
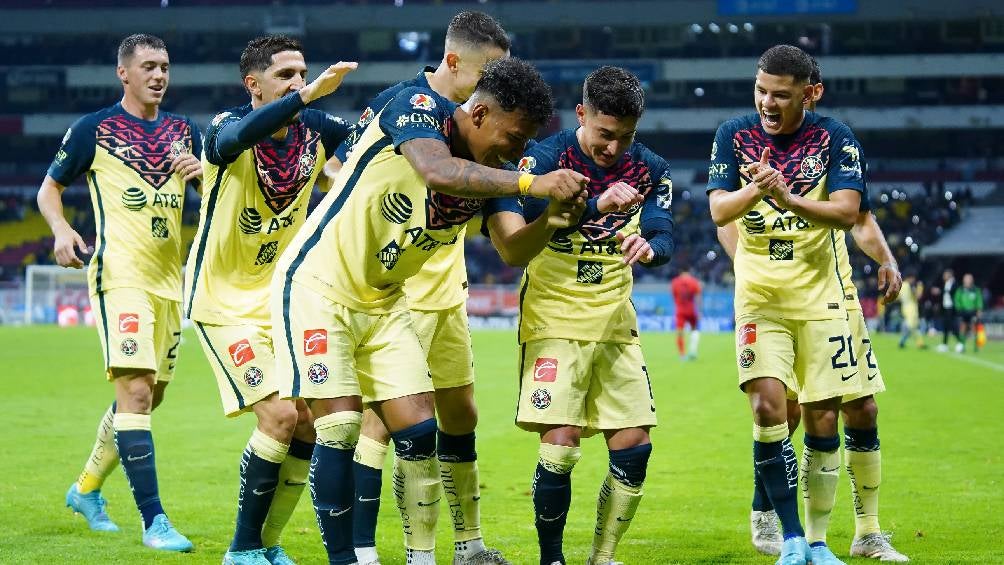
[275,84,482,315]
[487,128,675,344]
[707,111,865,320]
[47,103,201,300]
[185,93,351,325]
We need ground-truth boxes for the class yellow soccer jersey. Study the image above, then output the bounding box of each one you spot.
[487,128,675,345]
[185,96,350,325]
[832,232,862,311]
[404,235,468,310]
[707,111,865,321]
[276,86,481,315]
[47,103,201,301]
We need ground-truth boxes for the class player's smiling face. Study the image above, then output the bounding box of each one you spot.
[118,46,170,108]
[250,50,308,112]
[754,70,811,135]
[466,100,537,167]
[575,105,637,168]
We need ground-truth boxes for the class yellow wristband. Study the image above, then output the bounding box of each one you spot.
[518,173,535,195]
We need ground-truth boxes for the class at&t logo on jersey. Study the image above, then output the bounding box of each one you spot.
[228,339,255,367]
[409,93,436,110]
[119,313,139,334]
[304,329,328,356]
[742,210,766,234]
[533,358,558,382]
[518,156,537,173]
[122,187,147,211]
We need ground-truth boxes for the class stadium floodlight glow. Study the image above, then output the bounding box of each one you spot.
[905,236,914,246]
[690,24,703,34]
[743,22,754,32]
[880,194,889,203]
[706,250,718,261]
[911,243,920,253]
[709,22,721,34]
[728,23,739,33]
[944,191,953,200]
[694,87,705,97]
[891,190,900,199]
[912,215,920,225]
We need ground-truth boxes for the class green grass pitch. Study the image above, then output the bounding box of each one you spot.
[2,325,1002,564]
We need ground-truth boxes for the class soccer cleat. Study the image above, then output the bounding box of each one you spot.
[850,533,910,562]
[936,343,948,352]
[809,544,847,565]
[751,509,782,555]
[65,483,120,532]
[454,548,512,565]
[264,545,297,565]
[223,548,270,565]
[776,536,811,565]
[142,514,193,552]
[954,343,965,353]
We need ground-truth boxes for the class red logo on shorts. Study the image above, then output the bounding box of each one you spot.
[228,339,255,367]
[304,329,327,355]
[119,313,139,334]
[739,323,757,346]
[533,358,558,382]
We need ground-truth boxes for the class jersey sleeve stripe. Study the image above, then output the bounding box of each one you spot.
[283,137,392,397]
[194,322,246,410]
[184,166,227,319]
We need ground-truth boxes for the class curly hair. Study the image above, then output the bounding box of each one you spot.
[240,35,303,79]
[473,57,553,126]
[757,44,814,83]
[446,11,510,51]
[809,56,822,85]
[117,34,166,65]
[583,66,645,118]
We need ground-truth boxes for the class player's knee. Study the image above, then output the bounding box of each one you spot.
[750,397,786,427]
[609,442,652,488]
[541,425,581,448]
[391,417,437,461]
[539,442,581,475]
[314,411,362,451]
[437,400,477,435]
[842,396,878,429]
[360,409,391,444]
[261,402,298,442]
[115,374,155,414]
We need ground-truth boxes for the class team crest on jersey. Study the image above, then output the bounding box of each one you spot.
[252,124,321,214]
[122,187,147,211]
[120,338,138,357]
[800,155,824,179]
[533,358,558,382]
[518,156,537,173]
[307,362,329,385]
[381,193,413,224]
[119,313,139,334]
[228,339,255,367]
[738,348,755,369]
[530,388,552,409]
[303,329,327,356]
[377,240,402,270]
[96,114,192,190]
[170,140,186,158]
[409,93,436,110]
[239,208,263,235]
[244,367,264,388]
[426,191,482,230]
[742,210,766,234]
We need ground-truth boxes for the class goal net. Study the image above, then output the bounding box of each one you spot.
[23,264,91,325]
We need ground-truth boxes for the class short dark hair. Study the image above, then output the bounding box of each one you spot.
[117,34,166,65]
[473,57,552,126]
[583,66,645,119]
[809,56,822,85]
[757,44,814,83]
[446,11,510,52]
[240,35,303,79]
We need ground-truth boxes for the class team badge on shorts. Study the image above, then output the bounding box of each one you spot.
[228,339,255,367]
[307,362,329,385]
[303,329,328,355]
[119,313,139,334]
[244,366,264,388]
[530,388,552,409]
[738,348,756,369]
[120,338,138,357]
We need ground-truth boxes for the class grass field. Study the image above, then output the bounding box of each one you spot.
[2,325,1003,564]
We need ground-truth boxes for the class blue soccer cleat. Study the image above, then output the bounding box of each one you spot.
[776,536,811,565]
[223,548,271,565]
[65,483,119,532]
[810,544,847,565]
[142,514,194,552]
[264,545,297,565]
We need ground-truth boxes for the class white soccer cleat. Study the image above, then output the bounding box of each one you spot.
[751,509,783,555]
[954,342,965,353]
[850,532,910,562]
[936,343,948,352]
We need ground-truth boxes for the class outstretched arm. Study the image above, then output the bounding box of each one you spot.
[851,211,901,303]
[485,198,583,266]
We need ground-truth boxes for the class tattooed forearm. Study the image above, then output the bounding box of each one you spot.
[400,138,520,197]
